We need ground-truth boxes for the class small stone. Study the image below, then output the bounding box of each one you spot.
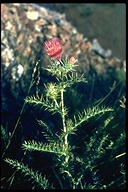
[5,21,12,31]
[26,10,39,20]
[13,3,20,6]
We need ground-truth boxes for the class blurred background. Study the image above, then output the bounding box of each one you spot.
[40,3,126,60]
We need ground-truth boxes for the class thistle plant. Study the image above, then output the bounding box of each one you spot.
[3,38,126,189]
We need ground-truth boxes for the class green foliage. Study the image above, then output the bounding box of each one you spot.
[1,126,10,146]
[22,140,68,156]
[25,95,62,114]
[72,106,113,129]
[4,158,51,189]
[37,120,59,142]
[2,51,126,189]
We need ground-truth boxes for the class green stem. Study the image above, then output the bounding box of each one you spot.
[61,89,68,163]
[54,99,59,108]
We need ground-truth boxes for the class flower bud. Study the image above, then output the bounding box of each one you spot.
[69,57,77,64]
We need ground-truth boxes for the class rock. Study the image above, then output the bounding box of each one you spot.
[1,4,124,72]
[92,38,112,58]
[26,10,39,21]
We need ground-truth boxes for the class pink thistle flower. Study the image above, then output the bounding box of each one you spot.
[44,38,62,60]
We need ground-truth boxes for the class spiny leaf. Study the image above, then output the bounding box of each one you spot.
[37,120,59,142]
[25,95,61,114]
[57,73,87,89]
[68,106,114,131]
[22,140,66,156]
[4,158,51,189]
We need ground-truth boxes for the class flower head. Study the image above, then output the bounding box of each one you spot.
[44,38,62,60]
[69,57,77,64]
